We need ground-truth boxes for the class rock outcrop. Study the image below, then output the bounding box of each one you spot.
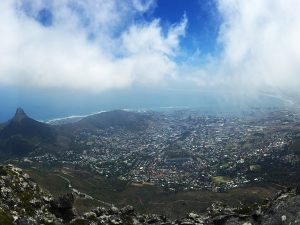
[0,164,300,225]
[50,193,77,222]
[0,164,61,225]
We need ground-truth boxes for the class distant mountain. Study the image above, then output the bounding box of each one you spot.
[0,108,56,156]
[63,110,152,133]
[47,115,85,125]
[0,108,152,157]
[0,122,4,131]
[0,108,54,139]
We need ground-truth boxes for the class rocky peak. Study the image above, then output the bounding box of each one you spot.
[12,108,29,123]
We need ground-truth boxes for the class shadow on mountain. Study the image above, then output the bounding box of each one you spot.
[0,108,57,156]
[0,108,152,157]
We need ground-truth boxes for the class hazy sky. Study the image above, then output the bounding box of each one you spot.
[0,0,299,121]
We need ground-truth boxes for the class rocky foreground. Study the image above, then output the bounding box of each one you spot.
[0,164,299,225]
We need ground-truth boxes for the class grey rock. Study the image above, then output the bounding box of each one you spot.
[83,212,97,220]
[121,205,134,215]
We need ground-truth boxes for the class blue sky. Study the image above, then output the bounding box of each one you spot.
[152,0,220,54]
[0,0,299,121]
[33,0,221,55]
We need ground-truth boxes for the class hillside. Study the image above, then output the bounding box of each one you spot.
[0,109,152,157]
[62,110,152,133]
[0,164,300,225]
[0,108,57,156]
[0,108,55,140]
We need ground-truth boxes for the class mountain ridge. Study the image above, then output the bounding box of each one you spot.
[0,108,57,156]
[63,109,151,132]
[0,108,152,157]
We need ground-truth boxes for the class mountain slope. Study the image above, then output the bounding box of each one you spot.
[0,108,56,156]
[0,164,61,224]
[0,108,55,140]
[1,164,300,225]
[63,110,152,133]
[0,109,152,157]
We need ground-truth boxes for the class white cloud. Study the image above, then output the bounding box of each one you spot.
[122,15,187,56]
[188,0,300,103]
[217,0,300,95]
[3,0,299,103]
[0,0,186,93]
[132,0,156,12]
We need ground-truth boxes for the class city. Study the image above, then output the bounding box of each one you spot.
[21,109,300,193]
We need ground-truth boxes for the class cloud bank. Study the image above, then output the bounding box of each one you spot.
[1,0,300,101]
[217,0,300,96]
[181,0,300,104]
[0,0,186,93]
